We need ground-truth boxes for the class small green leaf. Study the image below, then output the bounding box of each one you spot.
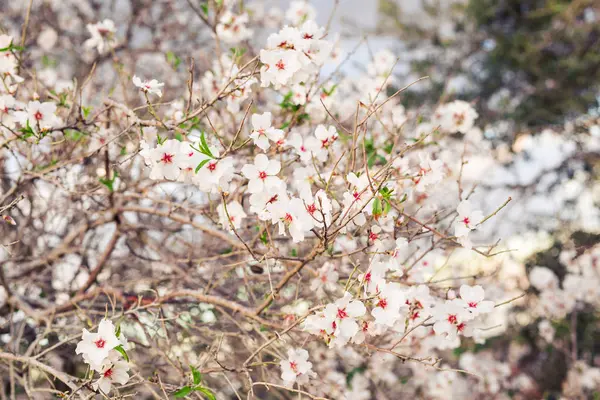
[259,230,268,245]
[199,131,214,158]
[113,344,129,362]
[174,386,193,398]
[82,106,92,119]
[195,159,210,174]
[372,198,383,218]
[191,366,202,385]
[195,387,216,400]
[166,51,182,70]
[200,3,208,15]
[0,43,25,52]
[174,132,183,142]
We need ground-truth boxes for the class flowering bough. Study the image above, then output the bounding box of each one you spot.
[0,1,598,399]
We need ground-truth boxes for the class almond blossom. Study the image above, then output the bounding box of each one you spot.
[133,75,164,98]
[241,153,283,193]
[75,319,120,369]
[216,11,253,44]
[84,19,117,54]
[371,282,407,329]
[454,199,484,249]
[432,301,475,342]
[455,285,494,316]
[249,112,284,151]
[148,139,182,181]
[14,100,61,132]
[280,348,315,386]
[92,353,130,394]
[320,292,367,347]
[218,200,247,230]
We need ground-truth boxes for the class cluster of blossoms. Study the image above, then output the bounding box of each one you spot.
[259,17,333,90]
[75,319,130,394]
[0,35,24,94]
[301,283,494,355]
[83,19,117,54]
[529,244,600,320]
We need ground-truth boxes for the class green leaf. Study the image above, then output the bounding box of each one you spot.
[156,133,166,145]
[229,47,247,58]
[42,55,57,68]
[19,120,35,139]
[174,132,183,142]
[322,84,338,96]
[174,386,193,398]
[0,43,25,52]
[191,366,202,385]
[195,159,210,174]
[82,106,92,119]
[65,129,84,141]
[166,51,182,70]
[115,324,121,338]
[259,231,268,245]
[199,131,214,158]
[113,344,129,362]
[195,387,216,400]
[372,197,383,218]
[200,3,208,15]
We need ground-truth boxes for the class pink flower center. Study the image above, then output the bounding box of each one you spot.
[454,112,465,125]
[306,204,316,214]
[337,308,348,319]
[447,314,457,324]
[284,213,293,223]
[275,60,286,70]
[161,153,174,164]
[259,171,267,180]
[377,298,388,309]
[103,368,113,378]
[456,322,466,332]
[34,111,43,121]
[303,33,314,39]
[369,231,378,241]
[289,361,298,373]
[462,217,470,225]
[94,338,106,348]
[208,162,217,171]
[268,194,278,204]
[353,191,361,200]
[468,302,478,308]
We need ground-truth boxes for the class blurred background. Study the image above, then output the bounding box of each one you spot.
[1,0,599,398]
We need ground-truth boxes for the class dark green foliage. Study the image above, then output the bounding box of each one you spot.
[468,0,600,126]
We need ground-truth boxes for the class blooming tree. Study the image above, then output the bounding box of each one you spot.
[0,1,598,399]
